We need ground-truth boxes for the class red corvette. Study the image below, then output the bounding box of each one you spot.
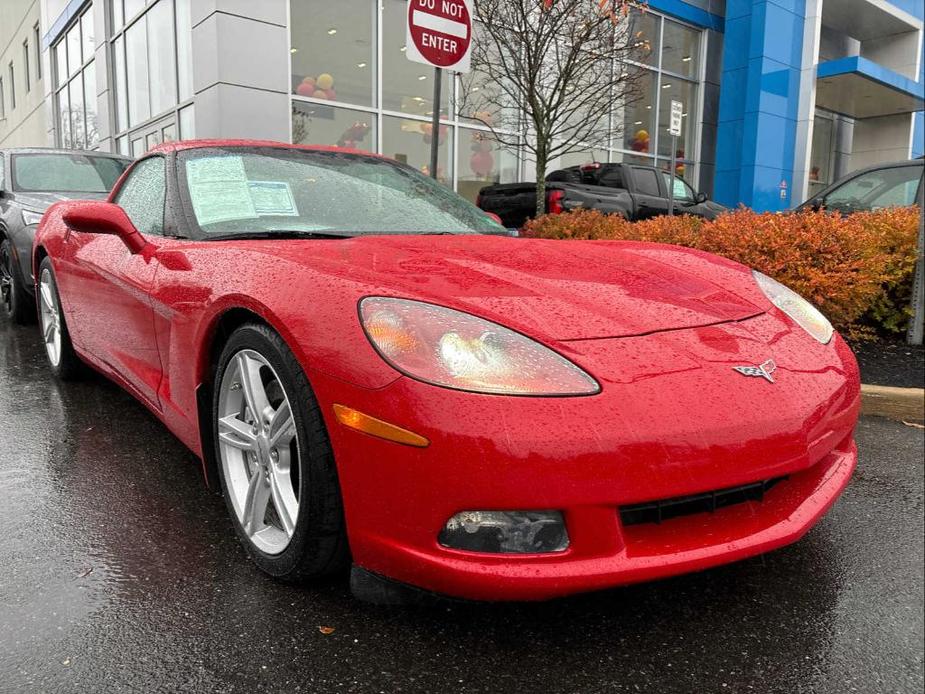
[32,140,860,602]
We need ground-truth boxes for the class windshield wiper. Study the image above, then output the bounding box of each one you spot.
[207,230,353,241]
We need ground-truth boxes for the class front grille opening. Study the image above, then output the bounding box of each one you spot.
[619,476,788,527]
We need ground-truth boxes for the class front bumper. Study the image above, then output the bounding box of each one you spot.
[313,314,861,601]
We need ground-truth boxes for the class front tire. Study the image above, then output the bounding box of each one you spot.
[0,239,35,324]
[213,323,348,581]
[37,257,83,380]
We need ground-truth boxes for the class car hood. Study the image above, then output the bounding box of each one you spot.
[254,235,764,340]
[11,190,109,213]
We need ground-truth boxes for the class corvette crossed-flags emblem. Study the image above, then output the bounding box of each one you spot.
[732,359,778,383]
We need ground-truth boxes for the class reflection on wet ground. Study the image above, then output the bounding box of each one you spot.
[0,318,922,693]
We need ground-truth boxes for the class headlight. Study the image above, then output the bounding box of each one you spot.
[21,209,44,225]
[359,297,600,396]
[753,271,833,344]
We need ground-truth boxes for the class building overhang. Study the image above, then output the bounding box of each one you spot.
[820,0,922,42]
[816,56,925,119]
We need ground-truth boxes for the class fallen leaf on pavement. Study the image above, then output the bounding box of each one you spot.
[318,626,335,635]
[902,420,925,429]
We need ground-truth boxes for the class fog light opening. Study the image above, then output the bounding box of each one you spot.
[438,510,569,554]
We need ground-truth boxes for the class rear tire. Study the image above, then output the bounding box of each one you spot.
[37,257,83,380]
[213,322,349,581]
[0,239,35,325]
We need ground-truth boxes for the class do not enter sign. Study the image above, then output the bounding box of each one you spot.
[406,0,473,72]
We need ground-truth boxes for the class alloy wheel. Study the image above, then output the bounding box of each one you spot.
[38,269,62,367]
[217,349,300,555]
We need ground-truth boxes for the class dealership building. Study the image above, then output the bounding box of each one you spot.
[1,0,923,211]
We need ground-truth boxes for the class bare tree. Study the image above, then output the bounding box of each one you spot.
[459,0,650,216]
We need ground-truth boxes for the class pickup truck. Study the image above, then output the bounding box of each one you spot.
[477,162,727,229]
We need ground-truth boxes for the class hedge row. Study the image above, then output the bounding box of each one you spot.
[522,207,921,335]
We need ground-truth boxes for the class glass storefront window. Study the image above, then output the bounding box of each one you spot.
[53,4,100,150]
[66,21,82,78]
[285,1,703,197]
[178,104,195,139]
[661,19,699,77]
[382,0,450,118]
[112,0,124,31]
[147,0,177,117]
[292,101,377,153]
[382,115,453,184]
[456,128,519,202]
[83,61,99,148]
[290,0,375,107]
[627,9,659,67]
[125,17,150,126]
[657,78,696,159]
[111,0,192,149]
[615,71,656,154]
[58,87,70,147]
[113,35,128,132]
[457,24,518,128]
[81,11,95,61]
[69,77,86,149]
[55,38,67,89]
[176,0,193,101]
[558,149,609,169]
[809,114,834,196]
[124,0,145,21]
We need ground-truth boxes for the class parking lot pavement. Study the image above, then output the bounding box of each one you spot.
[0,316,922,694]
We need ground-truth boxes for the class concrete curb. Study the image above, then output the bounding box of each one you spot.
[860,384,925,423]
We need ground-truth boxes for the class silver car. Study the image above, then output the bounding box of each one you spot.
[0,148,132,323]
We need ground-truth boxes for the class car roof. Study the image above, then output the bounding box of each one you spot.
[0,146,132,159]
[147,138,386,159]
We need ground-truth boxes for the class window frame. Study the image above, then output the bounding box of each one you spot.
[23,41,31,93]
[34,24,42,81]
[109,0,193,153]
[52,2,97,149]
[8,62,15,110]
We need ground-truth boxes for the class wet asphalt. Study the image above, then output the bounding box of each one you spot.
[0,316,922,694]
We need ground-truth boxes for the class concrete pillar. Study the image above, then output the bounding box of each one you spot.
[191,0,290,142]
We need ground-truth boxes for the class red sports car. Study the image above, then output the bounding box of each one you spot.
[33,140,860,602]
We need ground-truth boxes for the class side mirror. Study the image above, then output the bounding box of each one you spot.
[694,192,708,204]
[62,201,148,254]
[485,212,504,226]
[809,197,824,211]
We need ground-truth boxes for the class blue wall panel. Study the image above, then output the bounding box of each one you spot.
[714,0,806,211]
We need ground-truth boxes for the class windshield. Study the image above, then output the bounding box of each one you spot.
[12,153,130,193]
[178,147,508,237]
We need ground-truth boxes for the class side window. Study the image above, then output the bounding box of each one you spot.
[825,166,922,211]
[599,167,625,189]
[632,168,661,197]
[661,172,694,201]
[114,157,166,235]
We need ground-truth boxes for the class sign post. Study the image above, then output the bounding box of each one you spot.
[405,0,473,179]
[667,100,683,216]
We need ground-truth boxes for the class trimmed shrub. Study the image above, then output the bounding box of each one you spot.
[522,206,921,334]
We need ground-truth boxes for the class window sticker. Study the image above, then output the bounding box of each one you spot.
[185,155,257,226]
[248,180,299,217]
